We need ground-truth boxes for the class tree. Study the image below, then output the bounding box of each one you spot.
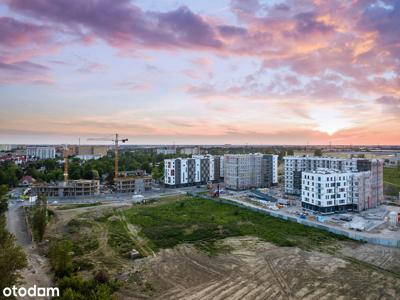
[32,196,48,242]
[0,185,9,214]
[314,149,323,157]
[49,240,73,278]
[0,184,27,294]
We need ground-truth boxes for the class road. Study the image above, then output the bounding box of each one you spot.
[45,186,207,205]
[6,200,52,298]
[6,201,31,246]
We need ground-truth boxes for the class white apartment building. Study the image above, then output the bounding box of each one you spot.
[301,169,374,213]
[284,156,358,195]
[220,156,224,178]
[26,146,56,159]
[193,155,221,181]
[164,155,220,187]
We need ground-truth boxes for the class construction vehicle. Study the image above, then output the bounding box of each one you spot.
[87,133,128,178]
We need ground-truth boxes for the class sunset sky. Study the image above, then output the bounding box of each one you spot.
[0,0,399,145]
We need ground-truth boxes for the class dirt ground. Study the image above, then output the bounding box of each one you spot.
[115,237,400,300]
[45,203,400,300]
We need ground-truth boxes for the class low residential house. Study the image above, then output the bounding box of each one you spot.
[19,176,36,186]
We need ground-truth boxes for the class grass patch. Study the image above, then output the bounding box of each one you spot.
[384,167,400,196]
[106,216,135,258]
[122,196,348,253]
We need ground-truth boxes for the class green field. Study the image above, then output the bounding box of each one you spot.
[384,167,400,196]
[104,196,347,254]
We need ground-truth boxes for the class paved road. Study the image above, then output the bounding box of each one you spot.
[6,201,31,246]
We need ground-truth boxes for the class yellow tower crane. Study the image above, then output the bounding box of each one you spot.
[63,145,69,183]
[87,133,128,178]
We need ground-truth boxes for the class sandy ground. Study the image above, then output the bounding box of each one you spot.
[114,237,400,300]
[29,202,400,299]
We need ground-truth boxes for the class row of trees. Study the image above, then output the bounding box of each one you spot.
[0,149,181,187]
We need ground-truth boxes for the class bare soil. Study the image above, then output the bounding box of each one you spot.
[44,203,400,300]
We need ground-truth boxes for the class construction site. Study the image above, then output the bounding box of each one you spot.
[35,195,400,299]
[32,133,153,197]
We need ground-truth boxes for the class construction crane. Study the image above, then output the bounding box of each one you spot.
[63,145,69,183]
[87,133,128,178]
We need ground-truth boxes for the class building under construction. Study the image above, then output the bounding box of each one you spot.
[32,180,100,197]
[114,176,152,194]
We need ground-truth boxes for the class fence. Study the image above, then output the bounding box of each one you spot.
[195,194,400,248]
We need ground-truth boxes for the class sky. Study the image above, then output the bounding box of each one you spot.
[0,0,399,145]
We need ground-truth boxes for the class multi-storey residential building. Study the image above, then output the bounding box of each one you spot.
[224,154,262,190]
[262,154,279,186]
[220,156,224,178]
[156,148,176,155]
[284,156,358,195]
[287,156,384,213]
[26,146,56,159]
[301,168,380,213]
[193,155,221,182]
[224,153,278,191]
[179,146,200,155]
[164,155,219,187]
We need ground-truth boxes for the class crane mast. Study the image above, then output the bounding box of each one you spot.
[115,133,119,178]
[87,133,128,178]
[63,145,69,182]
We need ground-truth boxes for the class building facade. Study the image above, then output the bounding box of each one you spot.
[114,176,152,193]
[179,146,200,155]
[27,146,56,159]
[301,168,380,213]
[283,156,359,195]
[164,155,220,187]
[285,156,384,213]
[156,148,176,155]
[32,180,100,197]
[224,153,278,191]
[261,154,279,186]
[224,154,262,190]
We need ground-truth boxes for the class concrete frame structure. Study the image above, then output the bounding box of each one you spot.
[32,180,100,197]
[114,176,152,193]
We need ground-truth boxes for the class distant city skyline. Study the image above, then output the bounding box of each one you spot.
[0,0,399,145]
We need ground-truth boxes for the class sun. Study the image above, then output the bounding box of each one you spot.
[310,109,351,135]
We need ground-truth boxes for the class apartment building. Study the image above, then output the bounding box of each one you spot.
[301,168,379,213]
[262,154,279,186]
[193,155,221,182]
[223,153,277,190]
[284,156,359,195]
[27,146,56,159]
[156,148,176,155]
[164,155,220,187]
[179,146,200,155]
[114,176,152,193]
[32,180,100,197]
